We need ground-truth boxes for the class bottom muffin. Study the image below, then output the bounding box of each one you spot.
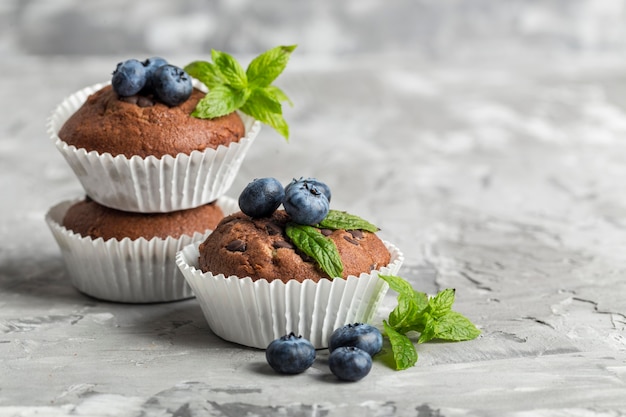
[46,196,238,303]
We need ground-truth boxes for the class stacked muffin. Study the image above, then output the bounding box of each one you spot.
[45,49,405,351]
[45,58,261,303]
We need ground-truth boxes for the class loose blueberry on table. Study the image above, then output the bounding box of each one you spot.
[329,323,383,357]
[239,177,285,218]
[328,346,373,382]
[265,333,316,375]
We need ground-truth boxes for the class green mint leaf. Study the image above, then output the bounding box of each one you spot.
[417,312,436,344]
[380,275,429,334]
[318,210,379,233]
[246,45,297,88]
[285,223,343,278]
[379,275,480,369]
[388,293,423,333]
[427,288,456,318]
[211,49,247,89]
[383,321,418,370]
[265,85,293,106]
[186,45,295,139]
[240,89,289,139]
[192,85,250,119]
[379,274,416,298]
[379,275,429,311]
[425,311,481,343]
[184,61,223,89]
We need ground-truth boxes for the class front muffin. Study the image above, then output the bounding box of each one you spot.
[176,177,404,348]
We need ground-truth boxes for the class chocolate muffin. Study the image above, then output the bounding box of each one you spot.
[198,210,391,283]
[58,85,245,158]
[63,197,224,241]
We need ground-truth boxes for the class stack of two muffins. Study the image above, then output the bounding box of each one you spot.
[44,62,405,350]
[45,81,261,303]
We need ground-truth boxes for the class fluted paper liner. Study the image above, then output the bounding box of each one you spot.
[176,241,404,349]
[45,196,239,303]
[47,82,261,213]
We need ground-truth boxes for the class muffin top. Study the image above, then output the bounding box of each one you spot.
[58,85,245,159]
[197,210,391,283]
[63,197,224,241]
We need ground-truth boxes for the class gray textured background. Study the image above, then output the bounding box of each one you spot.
[4,0,626,60]
[3,1,626,416]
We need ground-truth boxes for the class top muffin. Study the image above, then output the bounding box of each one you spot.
[58,85,245,159]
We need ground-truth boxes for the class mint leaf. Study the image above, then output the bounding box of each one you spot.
[318,210,379,233]
[211,49,247,89]
[184,61,223,89]
[379,274,428,313]
[427,288,455,318]
[383,320,418,370]
[186,44,295,139]
[265,85,293,106]
[379,274,418,298]
[388,293,423,334]
[285,223,343,278]
[240,89,289,139]
[379,275,480,369]
[420,311,481,343]
[417,312,436,344]
[192,85,250,119]
[247,45,297,88]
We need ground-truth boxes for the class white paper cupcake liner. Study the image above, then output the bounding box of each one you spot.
[45,196,239,303]
[176,241,404,349]
[47,81,261,213]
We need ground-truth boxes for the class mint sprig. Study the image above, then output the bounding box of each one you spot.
[379,275,481,370]
[318,210,379,233]
[184,45,296,139]
[285,223,343,278]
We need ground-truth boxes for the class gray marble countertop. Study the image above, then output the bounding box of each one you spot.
[2,53,626,416]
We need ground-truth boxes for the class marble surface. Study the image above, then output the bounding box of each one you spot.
[3,2,626,413]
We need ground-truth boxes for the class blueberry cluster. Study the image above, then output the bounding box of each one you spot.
[111,57,193,107]
[265,323,383,382]
[238,177,331,225]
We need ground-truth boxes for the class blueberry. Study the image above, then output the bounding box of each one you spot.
[141,56,168,93]
[286,178,331,202]
[328,346,372,382]
[266,333,316,374]
[329,323,383,357]
[152,64,193,106]
[112,59,147,97]
[238,177,285,218]
[283,180,330,225]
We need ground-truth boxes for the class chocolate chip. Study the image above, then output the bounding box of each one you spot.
[137,96,155,107]
[273,240,294,249]
[320,228,333,236]
[226,239,246,252]
[343,235,360,246]
[119,95,139,105]
[348,229,364,239]
[266,223,282,236]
